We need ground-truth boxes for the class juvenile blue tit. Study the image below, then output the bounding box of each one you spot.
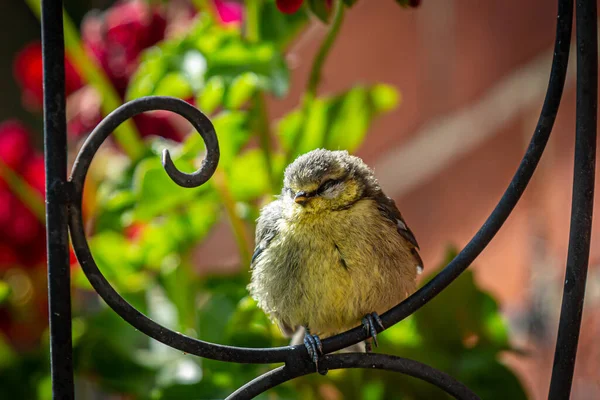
[248,149,422,369]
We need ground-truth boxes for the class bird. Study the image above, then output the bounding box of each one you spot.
[247,149,422,370]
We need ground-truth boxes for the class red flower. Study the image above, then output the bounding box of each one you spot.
[276,0,304,14]
[133,111,183,142]
[82,0,167,96]
[21,154,45,195]
[125,223,145,241]
[0,244,18,271]
[0,121,47,269]
[69,247,78,267]
[0,190,13,230]
[9,201,41,247]
[0,121,32,171]
[0,190,45,269]
[13,42,83,111]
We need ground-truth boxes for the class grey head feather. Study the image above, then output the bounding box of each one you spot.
[283,149,379,193]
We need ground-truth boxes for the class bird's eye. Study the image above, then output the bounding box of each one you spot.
[317,178,342,194]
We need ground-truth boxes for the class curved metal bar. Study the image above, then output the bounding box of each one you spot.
[318,0,574,355]
[70,96,220,188]
[226,353,480,400]
[68,0,573,368]
[68,96,293,363]
[548,0,597,397]
[162,109,219,188]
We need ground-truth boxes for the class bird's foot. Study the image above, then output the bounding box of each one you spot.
[362,312,385,349]
[303,330,325,374]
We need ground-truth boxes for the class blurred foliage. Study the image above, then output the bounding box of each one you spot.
[0,0,528,399]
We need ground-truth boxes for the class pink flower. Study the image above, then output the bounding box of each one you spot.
[213,0,244,24]
[66,86,103,138]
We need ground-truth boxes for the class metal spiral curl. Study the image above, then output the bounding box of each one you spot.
[62,0,589,397]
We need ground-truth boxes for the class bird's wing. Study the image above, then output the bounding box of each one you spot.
[251,199,284,268]
[375,192,424,272]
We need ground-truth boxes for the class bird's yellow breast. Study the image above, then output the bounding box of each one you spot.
[250,199,417,337]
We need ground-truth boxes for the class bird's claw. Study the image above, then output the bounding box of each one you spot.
[303,331,324,374]
[362,312,385,350]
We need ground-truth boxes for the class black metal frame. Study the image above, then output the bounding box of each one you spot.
[41,0,595,398]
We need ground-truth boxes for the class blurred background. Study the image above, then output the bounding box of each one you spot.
[0,0,598,399]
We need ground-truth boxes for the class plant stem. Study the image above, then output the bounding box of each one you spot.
[285,0,345,163]
[25,0,145,161]
[245,0,261,43]
[243,0,276,191]
[254,94,276,191]
[0,159,45,224]
[212,170,253,268]
[307,0,345,101]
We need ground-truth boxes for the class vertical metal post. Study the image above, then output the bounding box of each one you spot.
[41,0,75,398]
[549,0,597,398]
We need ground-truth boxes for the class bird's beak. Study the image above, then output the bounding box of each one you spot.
[294,191,310,205]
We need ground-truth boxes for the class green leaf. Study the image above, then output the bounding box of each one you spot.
[88,231,150,292]
[226,297,275,348]
[153,72,194,99]
[226,73,260,109]
[413,247,511,352]
[198,76,226,114]
[36,375,52,400]
[130,155,212,222]
[128,16,290,110]
[197,292,237,343]
[181,111,252,172]
[259,0,310,49]
[228,149,272,201]
[0,281,10,304]
[307,0,331,23]
[83,337,156,395]
[361,381,385,400]
[125,48,168,99]
[0,334,16,369]
[139,201,220,270]
[342,0,359,6]
[457,355,528,400]
[278,84,400,159]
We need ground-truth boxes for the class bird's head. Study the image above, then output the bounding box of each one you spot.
[282,149,379,213]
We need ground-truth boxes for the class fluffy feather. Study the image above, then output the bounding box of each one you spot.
[248,149,421,339]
